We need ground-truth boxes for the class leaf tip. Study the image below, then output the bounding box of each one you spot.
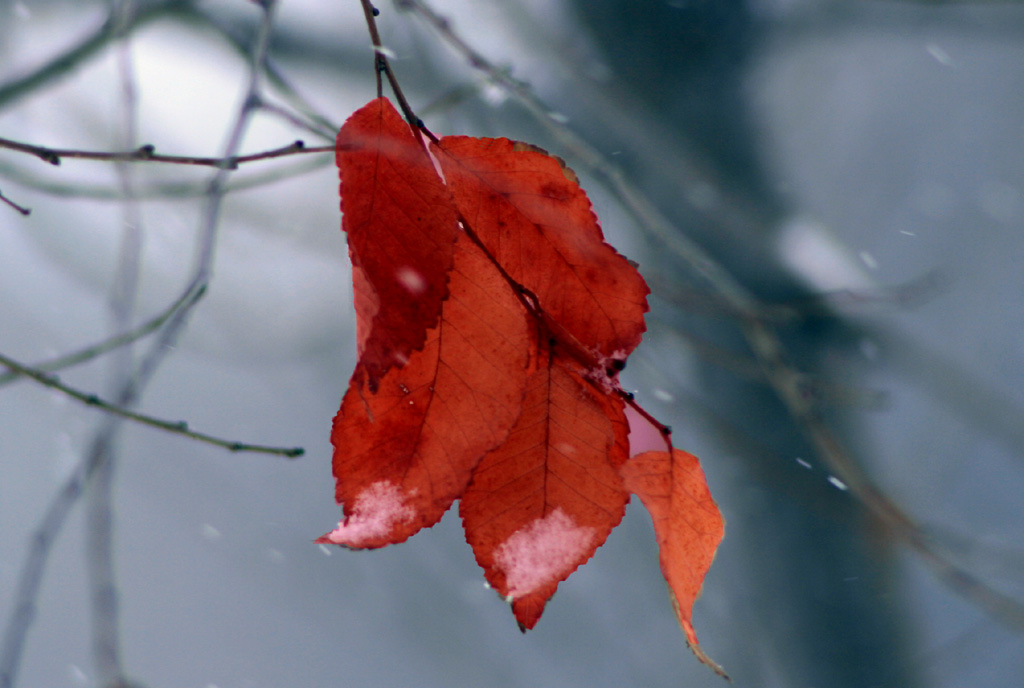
[494,508,597,599]
[322,480,415,549]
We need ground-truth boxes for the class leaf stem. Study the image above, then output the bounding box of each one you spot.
[0,187,31,215]
[358,0,425,134]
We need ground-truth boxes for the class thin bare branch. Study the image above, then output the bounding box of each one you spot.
[0,155,331,202]
[0,135,332,168]
[0,351,303,458]
[360,0,426,133]
[0,187,30,215]
[86,5,144,681]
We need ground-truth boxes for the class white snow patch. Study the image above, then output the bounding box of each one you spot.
[925,43,954,67]
[395,266,427,295]
[827,475,849,491]
[553,441,578,457]
[494,508,596,598]
[777,216,875,292]
[323,481,414,547]
[652,388,675,403]
[67,664,89,686]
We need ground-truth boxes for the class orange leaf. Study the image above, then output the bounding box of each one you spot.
[337,97,459,390]
[320,234,530,548]
[619,448,726,676]
[435,136,650,363]
[460,345,630,629]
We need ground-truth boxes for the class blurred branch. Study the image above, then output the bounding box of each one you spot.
[0,0,193,110]
[744,317,1024,630]
[0,351,304,458]
[0,422,123,688]
[0,135,333,168]
[875,326,1024,462]
[86,2,142,679]
[648,314,889,410]
[196,9,339,138]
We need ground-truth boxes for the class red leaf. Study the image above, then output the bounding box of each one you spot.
[619,448,727,676]
[325,97,724,673]
[337,97,459,389]
[320,234,530,548]
[460,345,630,629]
[434,136,650,363]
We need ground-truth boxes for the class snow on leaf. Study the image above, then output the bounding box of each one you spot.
[460,347,629,629]
[494,507,597,598]
[325,233,530,548]
[318,481,414,548]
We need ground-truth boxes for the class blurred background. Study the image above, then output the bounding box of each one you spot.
[2,0,1023,686]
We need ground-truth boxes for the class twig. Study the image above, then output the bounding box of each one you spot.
[359,0,426,133]
[0,155,331,202]
[0,352,303,458]
[0,187,30,215]
[0,135,333,168]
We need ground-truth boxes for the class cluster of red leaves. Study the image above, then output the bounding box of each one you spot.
[319,97,724,672]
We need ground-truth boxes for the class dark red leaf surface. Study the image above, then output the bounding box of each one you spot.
[337,97,459,390]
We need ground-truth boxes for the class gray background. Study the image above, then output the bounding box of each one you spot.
[2,0,1023,687]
